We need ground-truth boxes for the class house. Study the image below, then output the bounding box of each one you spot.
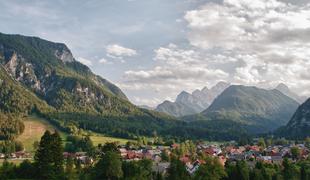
[77,156,93,165]
[119,148,127,158]
[12,151,31,159]
[228,154,246,161]
[63,152,75,159]
[186,160,202,175]
[153,154,162,163]
[180,155,191,164]
[271,156,283,164]
[204,147,222,156]
[257,156,272,163]
[143,152,152,160]
[126,151,136,160]
[153,162,170,175]
[171,143,180,149]
[125,150,144,160]
[229,147,245,155]
[280,147,290,157]
[0,153,5,159]
[247,145,260,152]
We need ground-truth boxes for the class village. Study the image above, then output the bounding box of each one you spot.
[3,139,309,176]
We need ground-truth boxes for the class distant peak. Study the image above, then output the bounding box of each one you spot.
[192,89,201,95]
[176,91,192,102]
[276,83,290,91]
[201,86,209,92]
[179,91,190,96]
[160,100,174,105]
[211,81,230,91]
[215,81,230,87]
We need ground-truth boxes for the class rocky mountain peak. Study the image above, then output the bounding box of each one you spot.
[211,81,230,92]
[276,83,290,93]
[201,86,209,93]
[156,81,230,117]
[54,44,74,63]
[275,83,306,104]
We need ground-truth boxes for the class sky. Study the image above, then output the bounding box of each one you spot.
[0,0,309,107]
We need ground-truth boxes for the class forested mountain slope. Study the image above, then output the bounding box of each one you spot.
[277,98,310,139]
[202,85,299,133]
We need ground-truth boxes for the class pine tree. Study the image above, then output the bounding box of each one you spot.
[66,156,75,180]
[51,131,64,178]
[166,156,190,180]
[34,130,64,180]
[34,130,53,179]
[93,151,123,179]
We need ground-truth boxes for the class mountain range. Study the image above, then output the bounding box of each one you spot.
[155,82,230,117]
[0,32,308,141]
[0,32,181,139]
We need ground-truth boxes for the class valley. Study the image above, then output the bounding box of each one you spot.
[0,32,309,179]
[1,0,310,179]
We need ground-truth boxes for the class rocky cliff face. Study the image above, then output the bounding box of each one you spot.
[0,32,129,114]
[1,51,50,94]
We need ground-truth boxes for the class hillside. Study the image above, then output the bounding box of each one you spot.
[186,85,299,134]
[16,116,63,152]
[0,64,52,140]
[277,98,310,139]
[0,32,181,139]
[156,100,198,117]
[1,32,301,141]
[0,32,132,114]
[156,82,230,117]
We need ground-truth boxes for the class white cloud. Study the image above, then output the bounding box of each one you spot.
[120,44,229,104]
[106,44,137,59]
[132,97,162,107]
[98,58,113,65]
[122,0,310,106]
[77,57,93,66]
[182,0,310,96]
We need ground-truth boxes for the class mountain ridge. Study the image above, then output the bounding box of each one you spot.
[185,85,299,133]
[0,32,184,140]
[156,82,230,117]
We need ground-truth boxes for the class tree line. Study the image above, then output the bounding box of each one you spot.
[0,130,310,180]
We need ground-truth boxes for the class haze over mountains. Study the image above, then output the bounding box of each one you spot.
[155,82,230,117]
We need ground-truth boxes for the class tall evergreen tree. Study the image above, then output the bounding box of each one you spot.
[194,157,227,180]
[166,156,190,180]
[236,160,250,180]
[34,130,64,180]
[92,151,123,180]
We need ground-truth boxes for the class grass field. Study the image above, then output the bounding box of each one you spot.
[16,116,66,152]
[16,116,133,152]
[0,159,31,166]
[90,135,133,146]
